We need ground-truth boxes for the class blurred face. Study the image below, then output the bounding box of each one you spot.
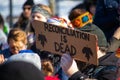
[23,5,32,19]
[31,12,47,22]
[9,40,27,54]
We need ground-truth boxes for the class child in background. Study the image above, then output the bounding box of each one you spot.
[0,28,28,64]
[42,59,60,80]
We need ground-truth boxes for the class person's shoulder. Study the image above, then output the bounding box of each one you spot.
[99,52,119,65]
[91,23,105,32]
[0,48,11,56]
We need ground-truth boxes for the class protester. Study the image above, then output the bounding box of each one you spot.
[30,3,54,51]
[68,8,108,50]
[93,0,119,42]
[42,59,60,80]
[42,59,54,76]
[29,3,53,49]
[62,8,119,80]
[31,3,52,22]
[14,0,34,31]
[14,0,35,49]
[30,3,53,59]
[31,8,70,79]
[0,28,29,63]
[30,1,59,70]
[0,61,44,80]
[61,49,119,80]
[26,3,53,50]
[46,17,74,80]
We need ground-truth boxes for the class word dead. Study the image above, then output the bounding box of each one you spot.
[54,42,76,55]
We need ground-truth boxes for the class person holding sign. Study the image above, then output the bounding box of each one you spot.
[31,4,68,80]
[61,8,119,80]
[68,8,109,70]
[29,3,53,51]
[31,4,52,22]
[26,3,53,50]
[47,18,73,80]
[60,45,119,80]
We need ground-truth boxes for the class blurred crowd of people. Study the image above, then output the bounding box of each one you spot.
[0,0,119,80]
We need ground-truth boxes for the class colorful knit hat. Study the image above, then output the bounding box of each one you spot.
[32,4,52,18]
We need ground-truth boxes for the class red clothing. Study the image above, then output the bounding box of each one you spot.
[45,75,60,80]
[117,78,120,80]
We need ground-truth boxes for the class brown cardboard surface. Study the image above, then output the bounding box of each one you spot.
[32,20,98,65]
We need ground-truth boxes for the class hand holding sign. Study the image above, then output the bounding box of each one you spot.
[0,54,5,64]
[60,53,79,77]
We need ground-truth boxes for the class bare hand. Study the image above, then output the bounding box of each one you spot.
[113,27,120,40]
[0,54,5,64]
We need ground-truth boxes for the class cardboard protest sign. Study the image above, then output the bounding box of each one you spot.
[32,20,98,65]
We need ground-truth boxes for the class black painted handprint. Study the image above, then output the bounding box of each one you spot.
[82,47,93,61]
[38,33,47,47]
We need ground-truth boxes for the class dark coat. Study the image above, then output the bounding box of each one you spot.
[93,0,119,42]
[69,52,119,80]
[0,48,12,58]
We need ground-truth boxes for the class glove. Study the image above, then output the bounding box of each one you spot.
[60,53,79,77]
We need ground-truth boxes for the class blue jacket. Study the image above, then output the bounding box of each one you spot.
[0,48,12,58]
[0,49,34,58]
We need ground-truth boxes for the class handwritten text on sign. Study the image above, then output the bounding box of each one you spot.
[32,20,98,65]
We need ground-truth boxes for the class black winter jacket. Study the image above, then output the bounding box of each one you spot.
[69,52,119,80]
